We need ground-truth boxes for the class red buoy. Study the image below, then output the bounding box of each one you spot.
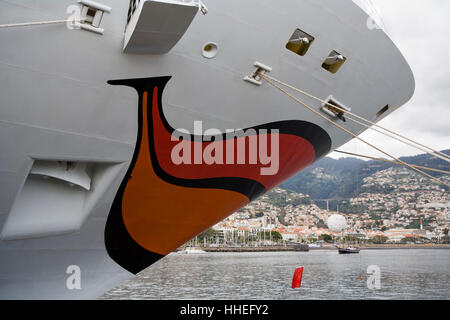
[291,266,304,289]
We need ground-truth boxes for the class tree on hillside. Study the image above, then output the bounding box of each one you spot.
[258,231,282,241]
[197,229,222,243]
[319,234,333,243]
[372,235,388,244]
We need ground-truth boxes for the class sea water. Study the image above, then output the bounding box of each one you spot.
[101,249,450,300]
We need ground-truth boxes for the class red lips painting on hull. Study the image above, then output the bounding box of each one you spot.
[105,76,331,274]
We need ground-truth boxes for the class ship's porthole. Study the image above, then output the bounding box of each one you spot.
[376,105,389,118]
[286,29,315,56]
[322,50,347,74]
[202,42,218,59]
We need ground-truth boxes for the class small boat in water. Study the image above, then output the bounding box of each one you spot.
[338,247,360,254]
[178,247,207,254]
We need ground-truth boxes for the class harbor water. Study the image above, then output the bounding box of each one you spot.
[101,249,450,300]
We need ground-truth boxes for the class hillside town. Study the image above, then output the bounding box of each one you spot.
[211,167,450,245]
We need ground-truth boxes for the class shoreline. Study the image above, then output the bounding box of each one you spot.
[349,244,450,250]
[310,246,450,250]
[178,244,450,253]
[197,245,309,252]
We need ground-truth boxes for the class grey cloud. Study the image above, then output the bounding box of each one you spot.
[331,0,450,159]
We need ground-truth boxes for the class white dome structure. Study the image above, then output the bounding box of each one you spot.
[327,214,347,232]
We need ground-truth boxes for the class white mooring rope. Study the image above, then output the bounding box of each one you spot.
[335,150,450,175]
[0,19,86,29]
[259,73,449,188]
[261,73,450,163]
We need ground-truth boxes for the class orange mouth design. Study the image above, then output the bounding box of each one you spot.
[105,77,331,274]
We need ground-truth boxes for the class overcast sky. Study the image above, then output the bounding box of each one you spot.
[329,0,450,160]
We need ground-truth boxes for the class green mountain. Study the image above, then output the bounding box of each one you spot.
[281,150,450,201]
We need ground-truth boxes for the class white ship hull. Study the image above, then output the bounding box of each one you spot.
[0,0,414,299]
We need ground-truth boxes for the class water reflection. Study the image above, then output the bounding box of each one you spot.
[101,249,450,300]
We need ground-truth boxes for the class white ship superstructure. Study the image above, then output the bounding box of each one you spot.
[0,0,414,299]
